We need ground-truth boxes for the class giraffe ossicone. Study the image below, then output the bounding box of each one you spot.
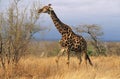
[38,4,93,67]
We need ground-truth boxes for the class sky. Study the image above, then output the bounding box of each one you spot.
[0,0,120,41]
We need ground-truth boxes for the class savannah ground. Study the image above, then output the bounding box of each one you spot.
[0,41,120,79]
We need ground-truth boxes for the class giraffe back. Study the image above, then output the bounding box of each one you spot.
[60,33,87,52]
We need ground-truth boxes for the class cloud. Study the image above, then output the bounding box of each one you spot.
[39,0,120,40]
[0,0,119,40]
[47,0,120,16]
[0,0,42,12]
[1,0,119,16]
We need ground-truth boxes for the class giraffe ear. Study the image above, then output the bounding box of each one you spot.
[48,4,53,11]
[48,4,52,7]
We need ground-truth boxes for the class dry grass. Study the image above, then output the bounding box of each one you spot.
[0,56,119,79]
[0,41,120,79]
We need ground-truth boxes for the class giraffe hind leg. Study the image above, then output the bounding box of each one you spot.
[76,52,82,66]
[86,54,93,66]
[83,50,93,67]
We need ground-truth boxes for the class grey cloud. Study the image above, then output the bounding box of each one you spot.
[49,0,120,16]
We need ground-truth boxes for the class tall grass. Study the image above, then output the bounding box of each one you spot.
[0,41,120,79]
[0,56,119,79]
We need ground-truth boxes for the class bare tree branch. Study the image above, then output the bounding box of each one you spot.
[0,0,42,78]
[75,24,106,56]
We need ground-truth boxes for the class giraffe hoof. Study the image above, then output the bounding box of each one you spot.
[55,59,58,63]
[79,62,81,65]
[66,61,69,65]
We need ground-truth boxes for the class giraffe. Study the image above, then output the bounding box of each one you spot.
[38,4,93,67]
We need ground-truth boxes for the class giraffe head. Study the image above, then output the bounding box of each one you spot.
[38,4,53,14]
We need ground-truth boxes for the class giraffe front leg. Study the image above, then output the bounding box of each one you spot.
[56,48,65,67]
[66,49,70,68]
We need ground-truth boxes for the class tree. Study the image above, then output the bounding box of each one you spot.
[0,0,41,78]
[75,24,107,56]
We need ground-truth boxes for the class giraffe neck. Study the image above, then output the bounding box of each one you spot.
[50,10,72,35]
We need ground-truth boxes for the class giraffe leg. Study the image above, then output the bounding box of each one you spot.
[56,48,65,67]
[83,50,93,67]
[76,52,82,66]
[82,52,88,68]
[66,49,70,68]
[86,54,93,66]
